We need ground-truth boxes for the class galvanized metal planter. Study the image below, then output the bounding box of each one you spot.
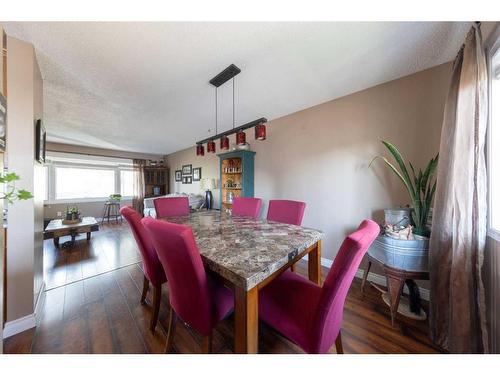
[367,234,429,273]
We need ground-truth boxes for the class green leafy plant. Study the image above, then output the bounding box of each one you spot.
[370,140,438,237]
[0,172,33,203]
[109,194,122,202]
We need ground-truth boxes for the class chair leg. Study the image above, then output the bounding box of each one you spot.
[201,334,212,354]
[150,284,161,332]
[335,331,343,354]
[164,306,177,354]
[140,276,149,305]
[290,263,296,272]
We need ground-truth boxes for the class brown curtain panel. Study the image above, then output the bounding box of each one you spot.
[429,23,489,353]
[132,159,146,215]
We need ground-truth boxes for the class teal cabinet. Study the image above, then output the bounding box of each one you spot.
[218,150,255,212]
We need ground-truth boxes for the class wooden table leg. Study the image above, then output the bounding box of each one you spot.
[86,232,91,241]
[386,274,405,327]
[53,237,59,247]
[234,285,258,354]
[308,240,321,285]
[361,260,372,295]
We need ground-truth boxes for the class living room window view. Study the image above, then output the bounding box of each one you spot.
[0,2,499,371]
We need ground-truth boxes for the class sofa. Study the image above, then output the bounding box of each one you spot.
[143,193,205,218]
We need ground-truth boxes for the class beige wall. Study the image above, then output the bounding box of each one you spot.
[166,63,451,264]
[5,36,44,324]
[33,53,44,308]
[166,148,220,208]
[44,199,132,220]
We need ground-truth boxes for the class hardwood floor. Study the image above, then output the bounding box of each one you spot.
[4,222,442,354]
[44,221,142,290]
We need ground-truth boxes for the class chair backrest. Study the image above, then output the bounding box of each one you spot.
[232,197,262,218]
[266,199,306,226]
[311,219,379,353]
[142,217,213,336]
[154,196,190,217]
[120,206,165,287]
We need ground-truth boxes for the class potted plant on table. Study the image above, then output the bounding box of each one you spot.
[65,206,81,222]
[369,140,438,273]
[369,141,438,318]
[370,140,438,238]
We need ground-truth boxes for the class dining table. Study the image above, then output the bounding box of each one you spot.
[160,209,323,354]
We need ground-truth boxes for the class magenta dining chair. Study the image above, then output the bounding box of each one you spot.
[232,197,262,218]
[266,199,306,226]
[259,219,379,354]
[120,206,167,332]
[154,196,190,218]
[142,217,234,353]
[267,199,306,272]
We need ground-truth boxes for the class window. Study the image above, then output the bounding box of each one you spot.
[44,152,135,202]
[55,167,115,200]
[120,170,134,197]
[42,165,48,201]
[490,46,500,232]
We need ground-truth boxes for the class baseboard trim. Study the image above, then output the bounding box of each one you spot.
[300,256,430,301]
[34,281,46,324]
[3,314,36,339]
[3,282,46,339]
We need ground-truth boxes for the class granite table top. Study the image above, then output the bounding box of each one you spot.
[159,210,323,290]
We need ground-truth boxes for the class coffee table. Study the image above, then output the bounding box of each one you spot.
[44,217,99,248]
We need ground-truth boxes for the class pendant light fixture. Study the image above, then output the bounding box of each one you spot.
[207,87,218,153]
[195,64,268,156]
[255,122,267,140]
[220,135,229,150]
[196,144,204,156]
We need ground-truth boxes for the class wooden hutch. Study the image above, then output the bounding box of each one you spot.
[144,166,169,198]
[218,150,255,212]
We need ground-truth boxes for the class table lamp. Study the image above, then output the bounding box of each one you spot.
[202,178,216,210]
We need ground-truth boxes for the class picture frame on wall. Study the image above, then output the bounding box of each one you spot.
[182,176,192,184]
[35,119,46,163]
[193,167,201,181]
[182,164,192,176]
[175,170,182,182]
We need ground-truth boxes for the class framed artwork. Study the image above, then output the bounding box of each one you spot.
[0,93,6,152]
[182,164,192,176]
[35,119,46,163]
[175,170,182,182]
[182,176,192,184]
[193,167,201,181]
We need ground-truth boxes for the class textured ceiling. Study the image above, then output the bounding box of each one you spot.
[4,22,470,155]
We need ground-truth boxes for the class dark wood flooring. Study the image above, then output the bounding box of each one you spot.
[4,222,441,354]
[44,220,142,290]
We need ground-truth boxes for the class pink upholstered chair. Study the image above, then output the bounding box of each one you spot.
[142,217,234,353]
[258,219,379,354]
[154,196,190,218]
[120,206,166,331]
[232,197,262,218]
[266,199,306,226]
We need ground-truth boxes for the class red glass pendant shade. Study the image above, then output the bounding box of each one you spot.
[220,136,229,150]
[196,144,204,156]
[255,123,266,140]
[236,130,246,146]
[207,140,216,153]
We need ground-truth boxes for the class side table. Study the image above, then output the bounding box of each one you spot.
[361,253,429,326]
[101,201,122,223]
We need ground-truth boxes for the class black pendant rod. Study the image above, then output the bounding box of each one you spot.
[215,87,218,134]
[232,77,235,129]
[196,117,267,145]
